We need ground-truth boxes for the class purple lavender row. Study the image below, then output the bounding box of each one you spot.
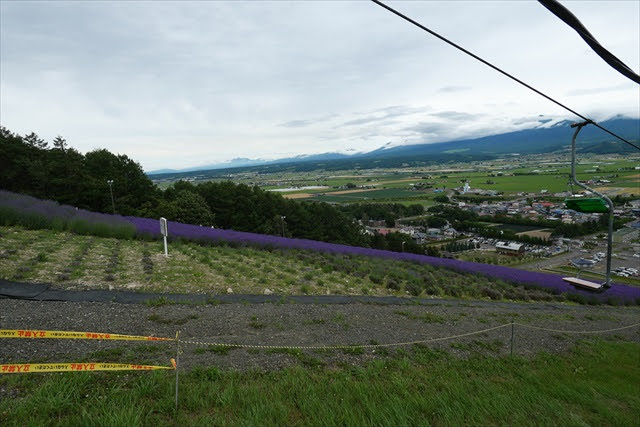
[127,216,640,303]
[0,190,131,228]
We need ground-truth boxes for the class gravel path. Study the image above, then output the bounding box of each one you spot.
[1,299,638,371]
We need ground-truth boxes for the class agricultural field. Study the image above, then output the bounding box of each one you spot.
[456,250,543,267]
[158,154,640,206]
[0,226,573,302]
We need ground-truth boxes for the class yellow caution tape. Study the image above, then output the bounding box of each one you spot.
[0,329,173,341]
[1,359,176,374]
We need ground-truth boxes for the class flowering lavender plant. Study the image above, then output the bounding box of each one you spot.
[0,190,135,239]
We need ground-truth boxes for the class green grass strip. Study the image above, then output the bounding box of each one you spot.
[0,340,638,425]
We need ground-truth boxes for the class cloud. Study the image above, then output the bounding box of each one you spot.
[339,105,430,127]
[430,111,481,121]
[342,116,380,126]
[437,85,471,93]
[279,119,314,128]
[407,122,449,135]
[1,0,638,170]
[278,113,339,128]
[565,83,633,96]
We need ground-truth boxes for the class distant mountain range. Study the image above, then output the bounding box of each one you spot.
[148,152,353,175]
[147,117,639,178]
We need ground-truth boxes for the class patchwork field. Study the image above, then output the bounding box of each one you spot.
[243,157,640,205]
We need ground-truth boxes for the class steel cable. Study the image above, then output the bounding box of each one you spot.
[370,0,640,151]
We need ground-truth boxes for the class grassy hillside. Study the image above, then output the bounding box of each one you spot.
[1,340,638,425]
[1,225,568,302]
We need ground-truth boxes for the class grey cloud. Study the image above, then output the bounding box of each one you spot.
[437,85,471,93]
[566,84,631,96]
[342,116,380,126]
[279,113,339,128]
[1,0,637,170]
[280,119,314,128]
[407,122,449,135]
[366,105,430,118]
[340,105,429,127]
[431,111,481,121]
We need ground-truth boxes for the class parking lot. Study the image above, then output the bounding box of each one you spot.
[572,241,640,278]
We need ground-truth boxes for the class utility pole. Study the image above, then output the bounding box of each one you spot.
[280,215,286,237]
[107,180,115,214]
[402,241,406,252]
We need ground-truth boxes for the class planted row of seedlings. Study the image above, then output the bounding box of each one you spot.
[1,234,39,263]
[57,237,95,281]
[104,241,121,282]
[11,234,68,281]
[141,244,153,281]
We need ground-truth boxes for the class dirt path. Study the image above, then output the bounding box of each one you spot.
[1,299,638,371]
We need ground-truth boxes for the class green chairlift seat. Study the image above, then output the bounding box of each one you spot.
[564,197,609,213]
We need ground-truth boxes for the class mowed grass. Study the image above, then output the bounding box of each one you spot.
[1,340,638,425]
[0,225,574,302]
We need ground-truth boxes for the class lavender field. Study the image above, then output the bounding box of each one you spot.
[0,190,135,239]
[2,191,639,304]
[128,216,640,304]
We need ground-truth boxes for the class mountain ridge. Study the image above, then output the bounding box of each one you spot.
[147,117,639,176]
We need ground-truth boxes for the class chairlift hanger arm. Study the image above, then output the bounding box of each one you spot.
[566,122,613,288]
[569,122,614,208]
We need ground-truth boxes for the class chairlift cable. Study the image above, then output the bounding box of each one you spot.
[538,0,640,85]
[370,0,640,151]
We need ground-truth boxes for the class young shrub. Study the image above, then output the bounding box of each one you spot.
[386,278,400,290]
[405,281,422,297]
[480,287,502,300]
[369,272,384,285]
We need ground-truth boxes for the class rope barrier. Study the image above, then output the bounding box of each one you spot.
[513,322,640,335]
[1,322,638,352]
[178,324,511,350]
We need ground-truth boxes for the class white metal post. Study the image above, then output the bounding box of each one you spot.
[160,217,168,257]
[164,235,168,257]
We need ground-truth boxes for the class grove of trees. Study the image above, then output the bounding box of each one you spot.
[0,128,419,252]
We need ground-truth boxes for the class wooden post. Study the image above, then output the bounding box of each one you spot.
[510,321,515,356]
[175,331,180,412]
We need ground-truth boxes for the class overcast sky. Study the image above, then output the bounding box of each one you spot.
[1,1,639,171]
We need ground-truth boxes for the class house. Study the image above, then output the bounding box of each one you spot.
[571,258,596,268]
[426,228,442,239]
[495,242,525,256]
[399,226,415,236]
[443,228,458,238]
[375,228,392,236]
[412,232,428,244]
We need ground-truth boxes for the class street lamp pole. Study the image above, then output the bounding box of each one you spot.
[280,215,286,237]
[402,241,406,252]
[107,180,115,214]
